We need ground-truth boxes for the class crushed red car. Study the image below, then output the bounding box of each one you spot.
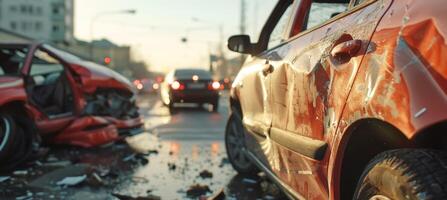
[0,42,143,170]
[225,0,447,199]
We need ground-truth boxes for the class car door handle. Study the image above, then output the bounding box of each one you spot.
[330,39,362,64]
[262,64,274,76]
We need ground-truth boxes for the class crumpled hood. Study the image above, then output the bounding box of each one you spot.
[67,59,136,94]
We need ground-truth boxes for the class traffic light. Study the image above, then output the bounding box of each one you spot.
[104,56,112,65]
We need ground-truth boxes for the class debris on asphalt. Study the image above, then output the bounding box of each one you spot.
[122,154,136,162]
[42,160,72,167]
[218,158,230,168]
[168,162,176,171]
[132,176,149,184]
[13,170,28,176]
[46,155,59,162]
[15,191,34,200]
[135,154,149,165]
[207,188,225,200]
[147,149,159,155]
[86,172,104,187]
[0,176,10,183]
[186,184,212,198]
[199,170,213,179]
[112,193,161,200]
[56,175,87,186]
[35,160,43,166]
[122,153,149,165]
[242,178,258,184]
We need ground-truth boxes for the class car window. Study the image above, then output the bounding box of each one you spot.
[354,0,368,6]
[304,1,349,31]
[174,69,212,80]
[30,48,65,86]
[0,46,28,76]
[268,2,295,49]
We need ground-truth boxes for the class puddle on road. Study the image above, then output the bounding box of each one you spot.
[0,94,285,200]
[119,133,234,199]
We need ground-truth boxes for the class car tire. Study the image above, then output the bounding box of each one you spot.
[168,103,177,114]
[0,114,17,161]
[225,112,258,175]
[353,149,447,200]
[212,101,219,112]
[0,114,35,171]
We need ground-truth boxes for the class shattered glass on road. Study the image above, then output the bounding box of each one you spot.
[0,93,285,200]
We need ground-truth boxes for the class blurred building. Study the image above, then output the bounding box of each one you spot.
[57,38,131,70]
[0,27,32,43]
[0,0,74,43]
[57,38,152,79]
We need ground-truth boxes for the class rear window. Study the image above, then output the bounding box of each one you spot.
[174,69,212,80]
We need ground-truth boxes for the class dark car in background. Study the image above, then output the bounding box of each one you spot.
[160,68,221,113]
[134,78,160,94]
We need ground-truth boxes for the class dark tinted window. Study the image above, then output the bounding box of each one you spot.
[174,69,212,79]
[0,46,28,76]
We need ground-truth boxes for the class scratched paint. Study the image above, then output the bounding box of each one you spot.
[332,1,447,200]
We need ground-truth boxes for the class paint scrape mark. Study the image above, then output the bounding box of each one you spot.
[414,108,427,118]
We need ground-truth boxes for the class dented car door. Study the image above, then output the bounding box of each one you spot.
[236,0,297,167]
[264,0,394,198]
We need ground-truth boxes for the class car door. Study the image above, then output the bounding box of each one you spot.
[235,0,297,166]
[23,45,77,135]
[263,0,394,199]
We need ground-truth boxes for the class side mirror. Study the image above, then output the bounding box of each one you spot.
[227,35,254,54]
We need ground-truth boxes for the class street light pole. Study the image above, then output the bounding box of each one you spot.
[186,18,225,73]
[89,9,136,61]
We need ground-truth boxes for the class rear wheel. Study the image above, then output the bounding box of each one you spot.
[354,149,447,200]
[212,100,219,112]
[225,112,258,174]
[168,103,177,114]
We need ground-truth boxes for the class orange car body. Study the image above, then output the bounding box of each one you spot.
[230,0,447,199]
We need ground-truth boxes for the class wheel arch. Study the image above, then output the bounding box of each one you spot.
[229,95,243,117]
[0,100,28,116]
[337,118,411,200]
[337,118,447,199]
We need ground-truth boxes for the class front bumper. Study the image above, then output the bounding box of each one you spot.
[104,116,144,136]
[170,90,219,103]
[51,116,119,148]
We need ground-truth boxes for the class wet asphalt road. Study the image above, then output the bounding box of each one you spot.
[0,92,285,200]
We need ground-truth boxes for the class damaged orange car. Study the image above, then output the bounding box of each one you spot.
[225,0,447,199]
[0,43,143,170]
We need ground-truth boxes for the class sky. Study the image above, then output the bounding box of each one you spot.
[74,0,277,73]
